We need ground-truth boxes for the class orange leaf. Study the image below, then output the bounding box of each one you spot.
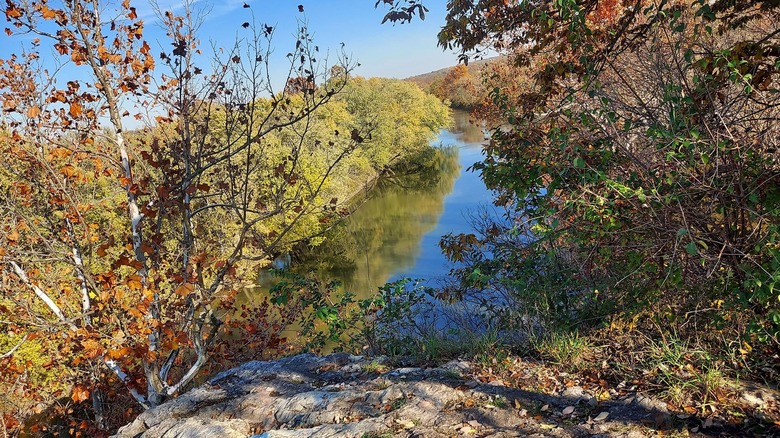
[5,6,22,19]
[60,164,77,178]
[50,147,72,158]
[27,106,41,118]
[126,274,143,290]
[50,90,67,103]
[81,338,103,359]
[174,283,195,296]
[40,6,56,20]
[140,243,155,255]
[71,385,90,403]
[69,102,83,117]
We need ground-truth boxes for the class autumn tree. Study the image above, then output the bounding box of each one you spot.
[0,0,357,432]
[426,63,486,109]
[388,1,780,351]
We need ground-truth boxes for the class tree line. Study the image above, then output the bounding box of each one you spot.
[0,1,448,434]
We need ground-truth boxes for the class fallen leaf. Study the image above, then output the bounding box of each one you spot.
[394,419,415,429]
[562,406,575,415]
[594,411,609,422]
[540,404,549,412]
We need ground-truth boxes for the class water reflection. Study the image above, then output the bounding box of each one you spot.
[297,146,461,298]
[251,109,491,300]
[295,110,489,296]
[451,109,487,144]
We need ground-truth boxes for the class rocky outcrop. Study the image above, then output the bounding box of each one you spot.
[114,353,676,438]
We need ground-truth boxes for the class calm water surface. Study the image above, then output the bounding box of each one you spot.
[296,109,494,298]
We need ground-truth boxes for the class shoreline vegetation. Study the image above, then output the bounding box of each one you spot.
[3,0,780,436]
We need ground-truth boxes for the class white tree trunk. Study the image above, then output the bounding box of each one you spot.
[9,261,76,330]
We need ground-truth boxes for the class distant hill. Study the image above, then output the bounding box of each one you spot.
[404,57,503,109]
[405,57,500,90]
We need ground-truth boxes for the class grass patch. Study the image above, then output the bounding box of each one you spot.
[488,395,509,409]
[362,361,391,374]
[533,331,592,371]
[643,336,733,410]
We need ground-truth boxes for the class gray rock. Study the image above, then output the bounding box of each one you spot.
[112,353,679,438]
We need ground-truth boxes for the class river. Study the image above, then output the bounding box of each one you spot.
[286,109,494,299]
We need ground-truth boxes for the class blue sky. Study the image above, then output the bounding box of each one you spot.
[1,1,459,128]
[187,0,458,79]
[1,1,458,78]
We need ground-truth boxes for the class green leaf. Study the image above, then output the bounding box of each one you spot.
[573,157,585,168]
[686,241,698,255]
[677,228,688,237]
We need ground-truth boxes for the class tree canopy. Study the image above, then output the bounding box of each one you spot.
[0,1,449,434]
[386,0,780,354]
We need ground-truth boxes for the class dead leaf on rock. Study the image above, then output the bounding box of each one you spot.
[460,425,477,434]
[394,419,415,429]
